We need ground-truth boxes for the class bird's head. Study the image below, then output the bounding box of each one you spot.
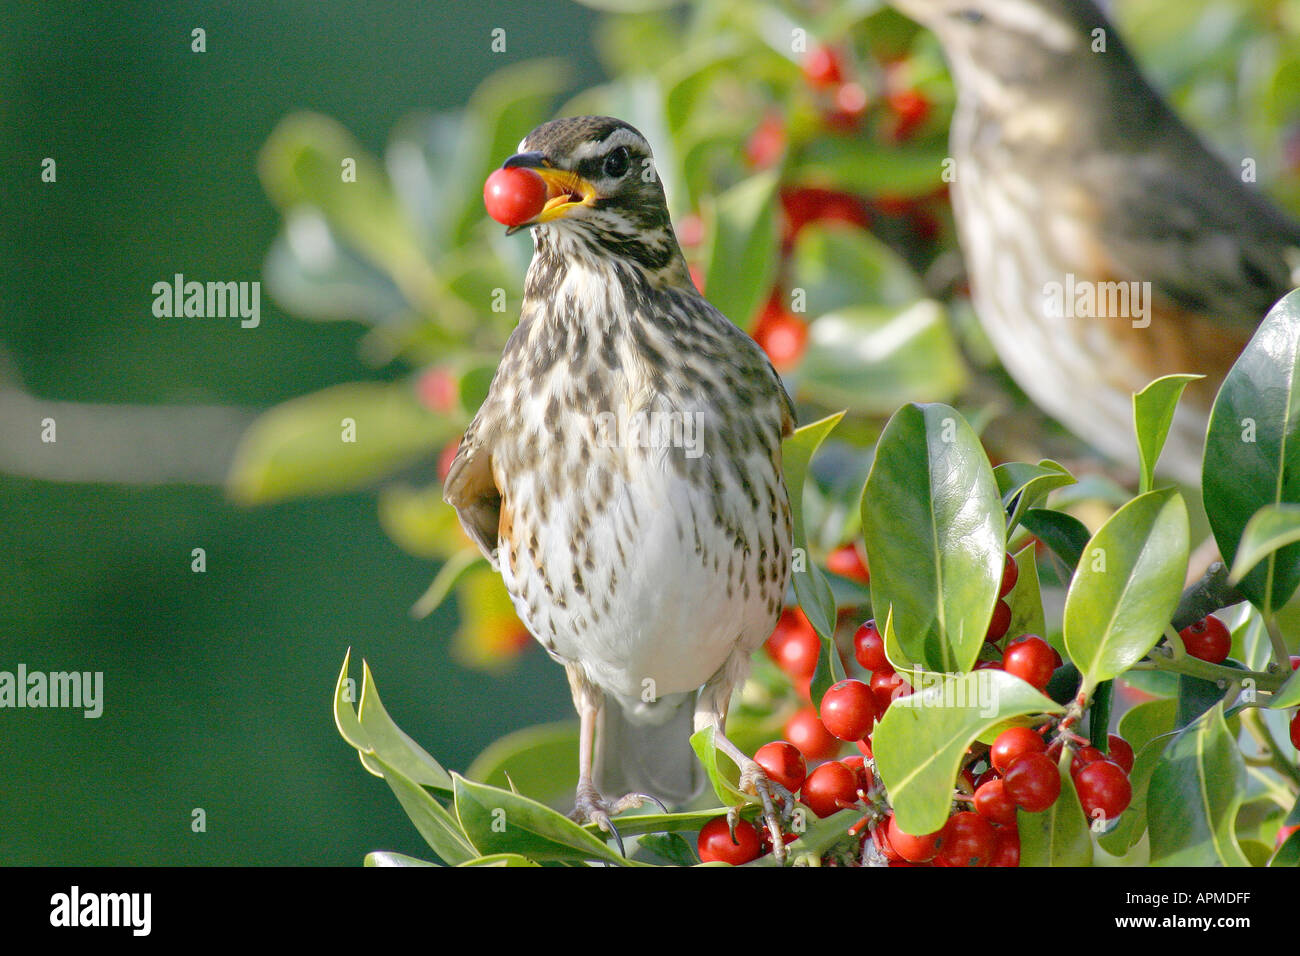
[499,115,686,278]
[888,0,1113,91]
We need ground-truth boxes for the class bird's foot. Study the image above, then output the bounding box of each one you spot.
[736,759,795,864]
[570,783,667,858]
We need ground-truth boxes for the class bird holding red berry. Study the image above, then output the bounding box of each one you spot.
[449,115,797,854]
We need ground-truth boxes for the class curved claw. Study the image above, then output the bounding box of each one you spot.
[737,761,790,864]
[613,791,668,815]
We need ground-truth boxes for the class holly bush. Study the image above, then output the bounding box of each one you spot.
[229,0,1300,865]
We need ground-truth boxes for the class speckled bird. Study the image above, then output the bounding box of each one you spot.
[444,116,796,851]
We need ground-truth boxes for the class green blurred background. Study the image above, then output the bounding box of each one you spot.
[0,0,603,865]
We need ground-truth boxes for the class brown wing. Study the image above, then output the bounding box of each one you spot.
[442,417,503,569]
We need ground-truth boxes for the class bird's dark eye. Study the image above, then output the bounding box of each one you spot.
[953,8,985,24]
[603,146,630,179]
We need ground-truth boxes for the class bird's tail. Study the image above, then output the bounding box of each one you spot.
[595,693,701,807]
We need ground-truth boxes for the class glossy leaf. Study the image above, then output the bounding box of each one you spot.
[227,382,453,504]
[688,726,749,807]
[1005,542,1046,642]
[356,660,454,792]
[784,413,847,703]
[994,460,1076,535]
[1063,489,1189,693]
[1017,766,1093,867]
[370,755,477,865]
[364,851,439,867]
[1021,508,1090,574]
[873,670,1060,835]
[1147,702,1250,866]
[862,403,1005,673]
[451,773,636,866]
[1204,288,1300,613]
[1133,374,1202,493]
[466,721,579,810]
[1229,503,1300,586]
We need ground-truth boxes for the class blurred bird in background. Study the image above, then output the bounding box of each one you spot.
[891,0,1300,483]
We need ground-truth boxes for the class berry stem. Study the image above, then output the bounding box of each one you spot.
[1264,614,1291,671]
[1133,646,1291,693]
[1240,707,1300,790]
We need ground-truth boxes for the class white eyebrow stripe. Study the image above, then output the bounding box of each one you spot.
[569,127,650,162]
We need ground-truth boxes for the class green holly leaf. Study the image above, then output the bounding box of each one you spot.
[451,773,638,866]
[874,670,1060,835]
[784,412,848,704]
[1018,766,1093,867]
[1204,288,1300,614]
[1147,702,1251,866]
[993,460,1076,535]
[1133,374,1203,493]
[1063,489,1189,693]
[862,403,1005,673]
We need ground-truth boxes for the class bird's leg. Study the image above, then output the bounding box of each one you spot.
[696,665,792,864]
[564,664,656,856]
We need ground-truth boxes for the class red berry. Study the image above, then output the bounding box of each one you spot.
[986,600,1012,643]
[886,815,942,863]
[483,167,547,227]
[688,264,705,294]
[416,366,458,413]
[1106,734,1135,775]
[802,44,845,90]
[1002,635,1057,691]
[765,608,820,678]
[1178,614,1231,664]
[936,811,996,867]
[826,543,870,585]
[1290,710,1300,751]
[676,213,704,248]
[745,111,786,169]
[1002,752,1062,813]
[751,296,809,371]
[1070,745,1105,775]
[754,741,807,795]
[999,552,1019,597]
[824,82,870,132]
[886,88,931,141]
[989,825,1021,867]
[973,778,1018,826]
[853,619,889,672]
[784,706,841,760]
[801,760,860,818]
[697,816,761,865]
[820,679,878,741]
[1074,759,1132,821]
[841,754,873,793]
[1276,823,1300,849]
[990,726,1046,774]
[779,187,869,249]
[870,668,912,713]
